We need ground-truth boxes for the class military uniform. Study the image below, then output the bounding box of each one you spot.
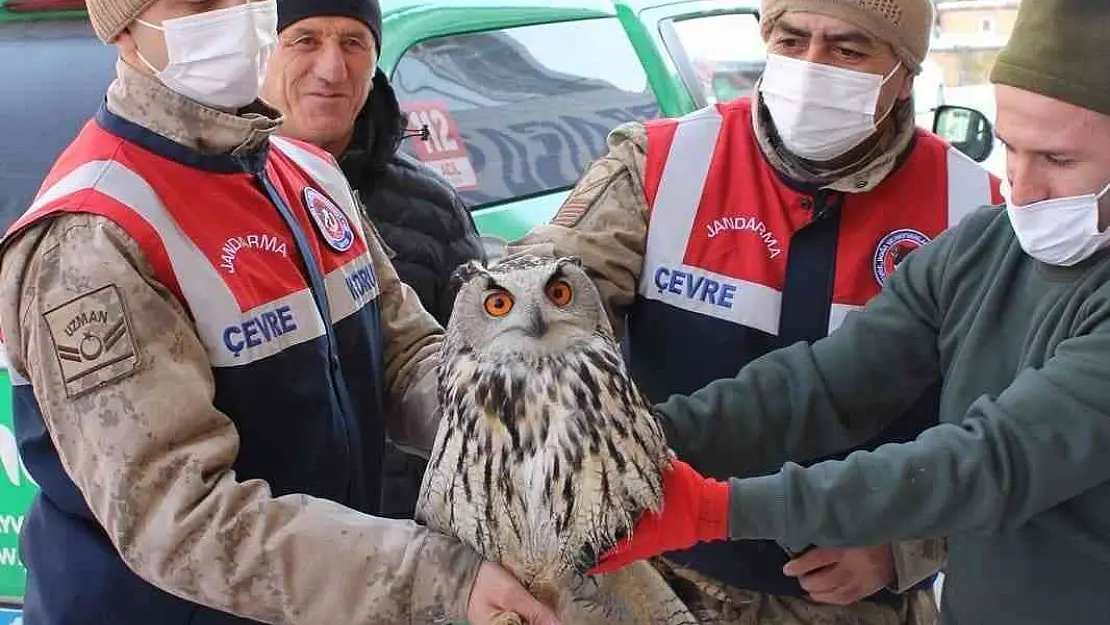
[0,61,479,625]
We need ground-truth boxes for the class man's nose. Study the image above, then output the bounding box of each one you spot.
[312,42,349,84]
[802,44,825,65]
[1006,160,1049,207]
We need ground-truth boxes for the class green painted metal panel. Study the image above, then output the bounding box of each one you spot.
[471,191,567,242]
[0,0,84,22]
[0,369,31,603]
[379,4,619,69]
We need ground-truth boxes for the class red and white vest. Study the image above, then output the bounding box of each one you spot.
[2,106,388,625]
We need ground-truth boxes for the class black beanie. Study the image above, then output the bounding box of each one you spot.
[277,0,382,48]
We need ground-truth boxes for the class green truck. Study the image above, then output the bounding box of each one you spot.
[0,0,992,613]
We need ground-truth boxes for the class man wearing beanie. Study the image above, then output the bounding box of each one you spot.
[512,0,997,621]
[576,1,1110,624]
[0,1,556,625]
[260,0,485,521]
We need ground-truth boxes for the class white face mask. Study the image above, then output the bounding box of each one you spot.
[135,0,278,110]
[759,53,901,162]
[1003,180,1110,266]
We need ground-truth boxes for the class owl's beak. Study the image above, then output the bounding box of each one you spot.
[525,308,548,338]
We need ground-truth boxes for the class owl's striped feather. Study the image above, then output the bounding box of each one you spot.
[419,331,670,588]
[416,255,693,623]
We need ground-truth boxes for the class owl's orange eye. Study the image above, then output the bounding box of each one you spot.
[483,290,514,317]
[545,279,573,307]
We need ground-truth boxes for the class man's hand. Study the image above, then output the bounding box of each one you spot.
[466,561,561,625]
[782,545,895,606]
[588,460,730,575]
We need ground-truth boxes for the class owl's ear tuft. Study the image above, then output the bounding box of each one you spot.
[555,256,583,271]
[451,260,490,290]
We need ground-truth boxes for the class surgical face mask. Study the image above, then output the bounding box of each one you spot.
[759,53,901,162]
[135,0,278,110]
[1003,179,1110,266]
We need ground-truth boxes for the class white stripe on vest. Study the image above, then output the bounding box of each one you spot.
[641,109,997,337]
[638,106,784,336]
[29,143,379,369]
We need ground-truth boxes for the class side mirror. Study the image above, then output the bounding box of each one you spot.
[932,105,994,163]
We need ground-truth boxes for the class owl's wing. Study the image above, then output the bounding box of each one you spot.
[526,343,672,572]
[417,366,525,567]
[415,397,483,538]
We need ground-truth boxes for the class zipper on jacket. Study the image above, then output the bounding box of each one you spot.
[807,191,842,224]
[776,191,843,346]
[254,170,363,505]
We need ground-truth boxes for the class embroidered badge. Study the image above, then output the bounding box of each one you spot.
[303,186,354,252]
[550,156,620,228]
[873,229,931,286]
[43,285,139,398]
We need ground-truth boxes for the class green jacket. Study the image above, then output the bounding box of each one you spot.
[658,205,1110,624]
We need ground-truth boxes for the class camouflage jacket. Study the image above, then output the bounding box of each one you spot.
[0,61,479,624]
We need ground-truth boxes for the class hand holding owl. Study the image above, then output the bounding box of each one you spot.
[467,561,562,625]
[588,459,731,575]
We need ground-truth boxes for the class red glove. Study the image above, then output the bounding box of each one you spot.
[588,459,730,575]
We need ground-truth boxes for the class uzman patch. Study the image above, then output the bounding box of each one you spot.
[44,285,139,398]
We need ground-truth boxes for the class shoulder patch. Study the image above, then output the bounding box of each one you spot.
[303,186,354,252]
[44,285,139,398]
[550,156,624,228]
[873,229,931,286]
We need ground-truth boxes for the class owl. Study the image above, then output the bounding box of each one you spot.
[417,254,694,624]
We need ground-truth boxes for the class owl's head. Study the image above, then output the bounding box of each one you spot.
[447,254,612,359]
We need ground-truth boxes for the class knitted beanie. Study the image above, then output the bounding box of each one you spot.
[990,0,1110,116]
[85,0,158,43]
[277,0,382,47]
[86,0,384,48]
[759,0,935,73]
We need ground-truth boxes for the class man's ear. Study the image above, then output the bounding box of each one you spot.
[114,27,135,52]
[113,28,147,71]
[898,72,915,101]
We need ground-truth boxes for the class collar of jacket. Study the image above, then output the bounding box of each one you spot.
[750,79,917,195]
[341,68,407,177]
[106,60,282,163]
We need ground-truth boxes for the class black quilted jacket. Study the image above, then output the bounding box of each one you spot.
[340,70,485,518]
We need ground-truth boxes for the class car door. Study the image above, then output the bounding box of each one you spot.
[0,17,116,231]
